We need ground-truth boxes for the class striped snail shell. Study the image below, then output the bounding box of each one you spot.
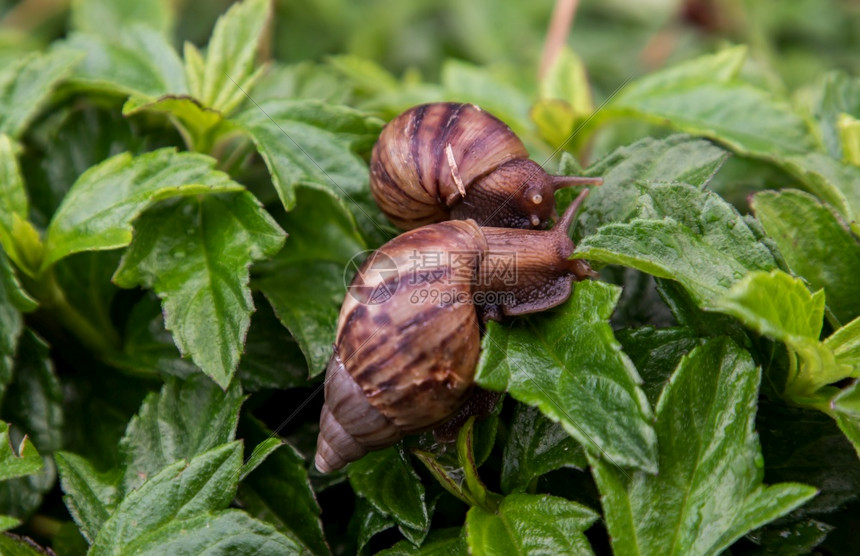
[369,102,601,230]
[315,192,595,472]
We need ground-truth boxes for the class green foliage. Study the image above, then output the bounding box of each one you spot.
[1,0,859,553]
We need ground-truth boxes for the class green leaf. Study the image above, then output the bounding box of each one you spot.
[532,47,593,148]
[113,192,284,387]
[711,270,850,396]
[89,442,243,553]
[70,0,174,38]
[377,528,466,556]
[564,134,729,241]
[348,448,430,543]
[122,95,224,149]
[500,404,586,494]
[255,185,365,375]
[19,106,146,228]
[832,379,860,459]
[193,0,270,115]
[0,421,42,482]
[590,338,817,556]
[577,182,776,307]
[352,497,395,554]
[54,451,120,543]
[609,47,818,158]
[61,27,187,98]
[475,280,657,472]
[839,113,860,166]
[0,534,49,555]
[0,49,81,138]
[238,418,327,555]
[3,331,63,454]
[238,438,282,481]
[752,189,860,324]
[615,326,703,406]
[0,251,36,393]
[825,316,860,369]
[465,493,598,556]
[119,374,244,493]
[116,509,304,555]
[0,515,19,533]
[0,134,42,274]
[814,71,860,160]
[43,148,243,270]
[233,99,383,211]
[778,153,860,228]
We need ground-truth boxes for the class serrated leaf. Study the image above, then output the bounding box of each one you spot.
[194,0,270,115]
[500,404,586,494]
[113,192,284,386]
[54,451,120,543]
[711,270,851,396]
[0,533,49,555]
[256,185,364,375]
[61,27,186,98]
[238,417,328,555]
[563,135,729,241]
[0,49,81,138]
[0,421,42,482]
[348,448,430,542]
[609,47,817,158]
[119,374,244,493]
[116,509,304,555]
[465,493,598,556]
[591,337,816,556]
[752,189,860,324]
[89,442,243,553]
[233,99,382,211]
[238,438,281,481]
[475,280,657,472]
[43,148,243,269]
[577,182,776,307]
[70,0,174,39]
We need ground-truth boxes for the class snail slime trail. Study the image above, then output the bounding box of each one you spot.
[315,191,595,473]
[369,102,602,230]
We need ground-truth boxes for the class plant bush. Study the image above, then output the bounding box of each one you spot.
[0,0,858,554]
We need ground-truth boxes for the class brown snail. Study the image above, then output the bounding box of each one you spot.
[369,102,602,230]
[314,191,595,473]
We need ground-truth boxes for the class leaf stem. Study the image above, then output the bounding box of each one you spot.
[22,267,119,353]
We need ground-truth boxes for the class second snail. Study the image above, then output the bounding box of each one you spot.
[315,103,600,473]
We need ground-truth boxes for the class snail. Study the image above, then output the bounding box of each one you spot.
[369,102,602,230]
[314,191,595,473]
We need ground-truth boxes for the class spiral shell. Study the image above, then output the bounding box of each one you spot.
[370,102,601,230]
[314,220,487,473]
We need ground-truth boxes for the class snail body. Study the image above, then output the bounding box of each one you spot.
[370,103,601,230]
[315,192,594,473]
